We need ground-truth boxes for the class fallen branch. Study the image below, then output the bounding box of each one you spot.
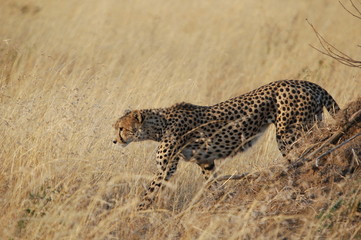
[297,135,331,161]
[315,132,361,167]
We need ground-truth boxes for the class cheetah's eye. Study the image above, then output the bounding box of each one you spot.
[119,127,124,131]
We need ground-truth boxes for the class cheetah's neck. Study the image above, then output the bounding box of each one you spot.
[138,109,168,141]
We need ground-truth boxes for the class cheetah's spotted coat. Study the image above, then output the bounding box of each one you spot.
[113,80,339,210]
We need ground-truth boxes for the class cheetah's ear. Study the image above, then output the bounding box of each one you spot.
[133,110,143,123]
[123,109,132,115]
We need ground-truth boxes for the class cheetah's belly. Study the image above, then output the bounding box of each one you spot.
[180,143,224,163]
[180,136,243,163]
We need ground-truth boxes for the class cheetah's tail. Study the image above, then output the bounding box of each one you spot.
[322,90,340,118]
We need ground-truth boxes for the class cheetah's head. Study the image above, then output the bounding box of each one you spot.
[112,110,143,146]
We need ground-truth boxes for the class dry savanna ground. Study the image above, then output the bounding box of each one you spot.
[1,0,361,239]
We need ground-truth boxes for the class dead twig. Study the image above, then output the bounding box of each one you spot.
[297,135,330,160]
[216,172,249,181]
[306,0,361,68]
[307,19,361,68]
[339,0,361,20]
[315,132,361,167]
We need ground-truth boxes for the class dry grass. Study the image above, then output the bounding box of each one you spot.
[0,0,360,239]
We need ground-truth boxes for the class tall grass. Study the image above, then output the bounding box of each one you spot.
[1,0,360,239]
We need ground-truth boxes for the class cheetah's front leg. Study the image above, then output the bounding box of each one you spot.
[137,141,180,210]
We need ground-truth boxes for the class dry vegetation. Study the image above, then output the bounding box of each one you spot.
[1,0,360,239]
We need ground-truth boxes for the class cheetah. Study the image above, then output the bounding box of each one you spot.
[113,80,339,210]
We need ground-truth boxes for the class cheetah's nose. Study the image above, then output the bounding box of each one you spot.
[113,140,117,144]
